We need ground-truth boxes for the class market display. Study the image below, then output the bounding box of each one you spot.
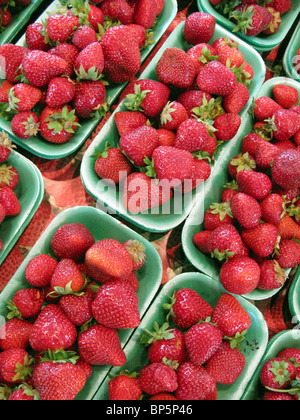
[0,0,299,402]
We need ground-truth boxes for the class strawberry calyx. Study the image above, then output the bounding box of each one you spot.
[224,330,248,351]
[192,95,224,124]
[109,370,139,380]
[0,131,15,151]
[44,106,81,134]
[14,383,40,400]
[39,349,80,365]
[230,152,257,174]
[22,114,40,137]
[12,353,34,383]
[0,164,18,187]
[197,45,219,65]
[160,101,177,126]
[0,384,12,400]
[124,84,152,112]
[51,275,88,297]
[208,201,234,221]
[141,29,155,50]
[124,239,146,270]
[162,291,177,323]
[211,248,236,262]
[230,5,255,35]
[140,321,175,346]
[253,121,274,141]
[6,299,23,320]
[162,357,180,371]
[264,7,281,34]
[91,141,112,160]
[144,156,157,179]
[216,0,241,16]
[266,359,296,388]
[75,64,103,82]
[6,87,21,113]
[223,180,239,191]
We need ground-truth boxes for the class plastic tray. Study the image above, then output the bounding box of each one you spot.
[182,77,300,301]
[80,21,266,233]
[0,149,44,266]
[0,206,163,400]
[93,272,269,401]
[0,0,44,45]
[242,329,300,400]
[283,19,300,82]
[197,0,300,52]
[288,266,300,326]
[0,0,178,160]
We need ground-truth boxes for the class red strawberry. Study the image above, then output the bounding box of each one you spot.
[58,291,94,327]
[25,22,50,51]
[231,5,272,36]
[271,109,300,141]
[273,84,299,108]
[211,293,252,338]
[253,96,282,121]
[25,254,58,288]
[51,223,95,261]
[260,358,297,390]
[204,202,234,231]
[197,61,237,96]
[272,149,300,190]
[124,239,146,271]
[260,194,286,226]
[193,230,213,254]
[187,44,218,75]
[176,362,217,400]
[0,349,33,384]
[50,259,86,295]
[94,146,132,184]
[114,111,147,137]
[0,186,20,216]
[163,288,213,329]
[138,362,178,395]
[39,105,80,144]
[242,223,279,258]
[48,43,79,78]
[255,141,280,169]
[33,361,86,401]
[228,152,256,179]
[29,304,78,352]
[78,324,126,366]
[11,112,40,140]
[220,256,261,295]
[179,158,211,194]
[160,101,189,131]
[92,280,140,329]
[236,170,272,200]
[241,132,266,156]
[275,239,300,268]
[133,0,157,29]
[46,77,75,108]
[177,90,212,118]
[223,82,250,114]
[72,25,98,51]
[185,322,223,366]
[258,260,287,290]
[150,393,177,400]
[214,37,244,68]
[175,118,213,154]
[277,215,300,241]
[7,83,42,113]
[0,164,19,190]
[74,42,104,81]
[0,44,28,83]
[122,172,173,213]
[213,113,241,141]
[108,373,142,401]
[263,7,281,35]
[207,224,244,261]
[0,131,15,163]
[0,80,13,103]
[155,48,196,90]
[0,318,32,351]
[46,14,79,44]
[7,288,44,319]
[231,193,261,229]
[206,341,246,385]
[85,239,134,283]
[101,0,134,25]
[8,385,37,400]
[263,391,296,401]
[120,125,159,167]
[183,12,216,45]
[267,0,292,15]
[73,80,106,119]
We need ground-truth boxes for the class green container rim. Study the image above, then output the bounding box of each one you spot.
[283,19,300,82]
[288,266,300,326]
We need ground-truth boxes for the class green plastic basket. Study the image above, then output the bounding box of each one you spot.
[182,77,300,301]
[80,20,266,233]
[283,19,300,82]
[93,272,269,401]
[0,0,178,160]
[288,266,300,326]
[0,206,163,400]
[197,0,300,52]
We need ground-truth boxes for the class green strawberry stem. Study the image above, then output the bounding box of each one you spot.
[40,349,80,365]
[124,84,151,112]
[140,321,175,346]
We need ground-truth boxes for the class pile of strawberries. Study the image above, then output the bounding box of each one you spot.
[210,0,292,37]
[107,289,251,400]
[0,132,21,251]
[0,222,147,400]
[260,347,300,400]
[0,0,32,34]
[0,0,165,144]
[193,83,300,295]
[94,11,256,213]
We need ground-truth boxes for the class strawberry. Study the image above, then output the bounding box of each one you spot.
[33,361,86,400]
[0,8,11,28]
[176,362,217,400]
[25,22,50,51]
[100,25,141,84]
[260,357,297,390]
[108,373,142,401]
[94,146,132,184]
[241,132,266,156]
[258,260,287,291]
[179,158,212,193]
[272,149,300,190]
[211,293,252,339]
[275,239,300,268]
[138,362,178,395]
[150,393,177,400]
[260,194,286,226]
[203,202,234,231]
[0,164,19,190]
[120,125,159,167]
[86,4,105,30]
[160,101,189,131]
[253,96,282,121]
[0,80,13,103]
[0,131,14,163]
[0,349,33,384]
[270,109,300,141]
[175,118,213,154]
[8,385,37,401]
[6,83,42,113]
[230,5,272,37]
[114,110,147,137]
[46,77,75,108]
[236,170,272,200]
[128,23,147,48]
[255,141,280,169]
[91,280,140,329]
[213,113,241,141]
[0,186,20,216]
[207,224,244,261]
[51,222,95,261]
[124,239,146,271]
[73,80,106,119]
[197,61,237,96]
[101,0,134,25]
[183,12,216,45]
[39,105,80,144]
[228,152,256,179]
[74,42,104,81]
[267,0,292,15]
[0,44,28,83]
[263,7,281,35]
[185,322,223,366]
[7,288,44,319]
[25,254,58,288]
[205,341,246,385]
[155,48,196,90]
[29,304,78,352]
[122,172,173,213]
[277,215,300,241]
[48,43,79,78]
[187,44,218,75]
[278,348,300,364]
[72,25,98,51]
[213,37,244,68]
[11,112,40,140]
[193,230,213,254]
[58,291,94,326]
[263,392,296,401]
[231,193,261,229]
[220,256,261,295]
[223,82,250,114]
[46,14,79,44]
[85,239,134,283]
[178,91,212,119]
[242,223,279,258]
[21,50,68,88]
[78,324,126,366]
[0,318,32,351]
[163,288,213,329]
[133,0,157,29]
[141,322,187,365]
[50,259,86,296]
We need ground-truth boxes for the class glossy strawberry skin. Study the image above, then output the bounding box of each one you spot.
[176,362,217,401]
